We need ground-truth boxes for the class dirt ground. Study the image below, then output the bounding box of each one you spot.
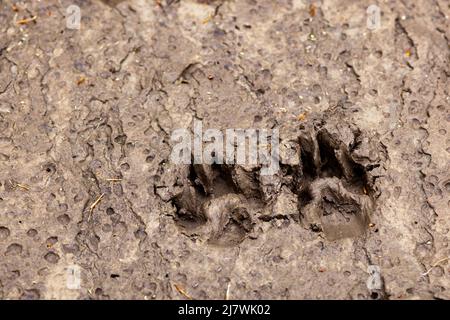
[0,0,449,300]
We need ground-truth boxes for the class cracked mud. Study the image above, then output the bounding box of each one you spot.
[0,0,449,300]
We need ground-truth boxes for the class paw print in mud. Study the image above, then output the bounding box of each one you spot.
[169,122,382,244]
[172,164,256,246]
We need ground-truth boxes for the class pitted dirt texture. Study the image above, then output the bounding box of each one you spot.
[0,0,449,300]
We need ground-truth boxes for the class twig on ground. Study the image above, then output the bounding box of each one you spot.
[15,183,30,191]
[17,16,37,25]
[89,193,105,213]
[174,284,193,300]
[422,257,449,276]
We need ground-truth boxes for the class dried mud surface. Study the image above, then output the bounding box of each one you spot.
[0,0,449,299]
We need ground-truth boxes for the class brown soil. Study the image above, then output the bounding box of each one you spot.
[0,0,449,299]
